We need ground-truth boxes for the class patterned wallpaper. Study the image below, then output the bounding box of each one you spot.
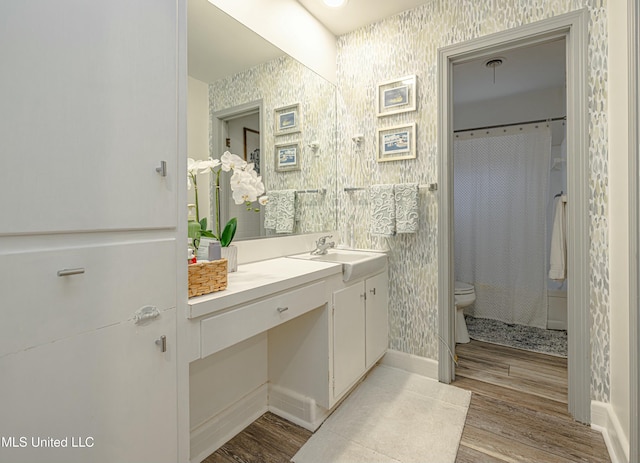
[209,55,337,236]
[336,0,609,401]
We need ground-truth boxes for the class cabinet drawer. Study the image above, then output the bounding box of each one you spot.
[0,239,176,355]
[201,281,327,358]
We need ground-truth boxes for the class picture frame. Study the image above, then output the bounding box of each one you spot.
[274,103,302,135]
[377,123,416,162]
[376,75,417,117]
[274,141,301,172]
[243,127,260,174]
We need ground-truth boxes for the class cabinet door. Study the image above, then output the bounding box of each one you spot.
[365,272,389,368]
[0,0,178,234]
[332,283,366,399]
[0,309,177,463]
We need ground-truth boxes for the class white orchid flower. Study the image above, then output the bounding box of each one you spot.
[258,196,269,205]
[220,151,247,172]
[232,182,259,204]
[199,157,221,172]
[187,158,199,190]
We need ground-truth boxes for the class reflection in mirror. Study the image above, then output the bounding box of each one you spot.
[187,0,337,242]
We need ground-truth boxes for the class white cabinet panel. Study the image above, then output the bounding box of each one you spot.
[0,0,177,234]
[0,308,177,463]
[201,281,326,358]
[332,283,366,399]
[0,239,176,355]
[365,272,389,368]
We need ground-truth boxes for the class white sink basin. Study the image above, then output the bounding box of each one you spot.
[288,249,387,282]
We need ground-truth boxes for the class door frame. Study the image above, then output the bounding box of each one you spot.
[437,10,591,423]
[629,0,639,458]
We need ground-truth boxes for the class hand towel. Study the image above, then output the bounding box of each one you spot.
[549,195,567,281]
[276,189,297,234]
[369,184,395,236]
[394,183,419,233]
[263,191,278,230]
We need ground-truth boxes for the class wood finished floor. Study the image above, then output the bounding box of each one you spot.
[454,340,610,463]
[203,412,312,463]
[204,341,611,463]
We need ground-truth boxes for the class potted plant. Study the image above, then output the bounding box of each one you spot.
[188,152,266,271]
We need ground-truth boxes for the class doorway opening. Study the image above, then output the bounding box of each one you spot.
[212,100,264,240]
[437,10,591,423]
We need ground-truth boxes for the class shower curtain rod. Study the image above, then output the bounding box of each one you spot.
[453,116,566,134]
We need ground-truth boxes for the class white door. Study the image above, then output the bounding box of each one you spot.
[365,272,389,368]
[332,284,366,399]
[0,0,178,235]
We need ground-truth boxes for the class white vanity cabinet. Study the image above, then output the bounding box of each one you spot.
[0,1,182,461]
[332,269,388,401]
[0,308,177,463]
[0,0,178,235]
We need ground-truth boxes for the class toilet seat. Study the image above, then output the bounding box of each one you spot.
[454,281,474,295]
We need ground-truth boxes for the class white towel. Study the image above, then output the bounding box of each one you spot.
[549,195,567,281]
[263,192,277,230]
[264,190,296,233]
[394,183,419,233]
[276,189,296,234]
[369,184,395,236]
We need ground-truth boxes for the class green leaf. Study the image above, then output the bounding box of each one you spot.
[220,217,237,247]
[199,217,208,232]
[200,230,215,238]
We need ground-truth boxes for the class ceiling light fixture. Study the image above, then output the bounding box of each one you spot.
[484,57,505,84]
[323,0,348,8]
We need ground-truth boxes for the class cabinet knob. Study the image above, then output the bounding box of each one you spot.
[155,335,167,352]
[277,307,289,313]
[369,288,376,295]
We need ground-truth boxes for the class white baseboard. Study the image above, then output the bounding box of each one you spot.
[190,384,268,463]
[268,384,330,432]
[591,401,630,463]
[547,320,568,330]
[380,349,439,380]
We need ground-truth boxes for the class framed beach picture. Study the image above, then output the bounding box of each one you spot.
[274,103,302,135]
[274,141,301,172]
[377,123,416,162]
[377,75,417,117]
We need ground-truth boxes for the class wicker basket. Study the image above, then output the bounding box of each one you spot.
[188,258,228,298]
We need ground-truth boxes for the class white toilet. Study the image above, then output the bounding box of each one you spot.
[454,281,476,344]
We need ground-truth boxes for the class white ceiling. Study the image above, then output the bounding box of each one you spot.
[453,39,566,105]
[296,0,432,36]
[188,0,284,83]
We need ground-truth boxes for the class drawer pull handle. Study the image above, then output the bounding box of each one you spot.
[369,288,376,295]
[156,160,167,177]
[57,268,85,277]
[277,307,289,313]
[155,335,167,353]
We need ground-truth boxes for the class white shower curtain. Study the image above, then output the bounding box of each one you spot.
[454,125,552,328]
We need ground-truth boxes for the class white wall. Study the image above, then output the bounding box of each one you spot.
[608,0,631,457]
[453,86,566,134]
[188,76,210,224]
[208,0,337,83]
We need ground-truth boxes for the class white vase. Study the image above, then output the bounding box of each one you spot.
[221,245,238,272]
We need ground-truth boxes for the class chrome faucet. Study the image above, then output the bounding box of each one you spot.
[311,235,335,255]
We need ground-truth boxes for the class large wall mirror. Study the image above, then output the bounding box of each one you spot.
[188,0,337,241]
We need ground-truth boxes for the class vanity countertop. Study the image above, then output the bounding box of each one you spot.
[187,257,341,319]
